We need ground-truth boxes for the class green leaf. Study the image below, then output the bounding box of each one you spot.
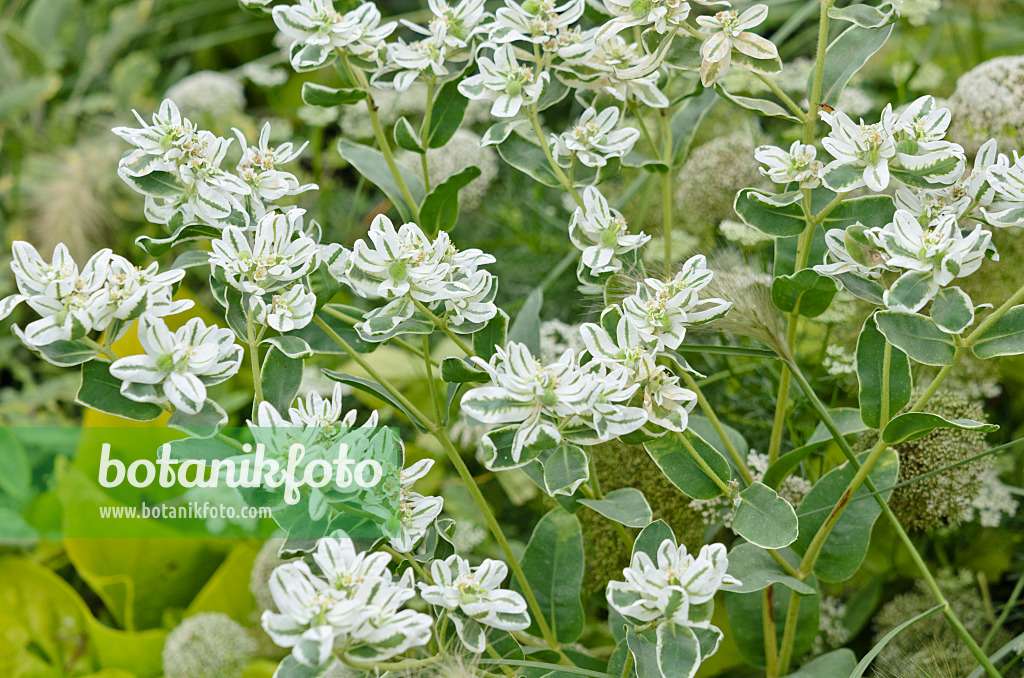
[440,356,488,383]
[930,286,974,335]
[881,412,997,445]
[643,430,731,500]
[849,605,944,678]
[856,314,912,429]
[971,304,1024,359]
[734,189,806,237]
[260,335,314,360]
[393,116,425,153]
[793,449,899,582]
[715,85,801,123]
[261,346,303,413]
[875,311,956,366]
[135,222,221,257]
[733,482,799,549]
[322,371,429,433]
[762,408,869,489]
[540,443,589,497]
[27,338,98,367]
[783,649,857,677]
[655,623,701,678]
[418,166,482,235]
[76,361,162,421]
[509,287,543,357]
[122,170,185,198]
[0,428,30,500]
[722,543,815,595]
[822,194,896,229]
[827,3,896,27]
[626,626,661,678]
[654,31,702,70]
[578,488,653,528]
[813,23,894,107]
[670,88,718,164]
[426,77,470,148]
[273,656,339,678]
[632,519,675,560]
[511,508,585,643]
[300,82,366,107]
[481,119,527,146]
[726,580,819,668]
[167,399,228,437]
[536,75,570,111]
[473,309,508,362]
[496,134,561,187]
[771,269,838,317]
[337,138,425,223]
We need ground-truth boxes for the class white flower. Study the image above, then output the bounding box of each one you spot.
[250,284,316,332]
[697,5,779,86]
[102,256,193,326]
[754,141,823,189]
[986,152,1024,228]
[490,0,585,46]
[641,365,696,432]
[390,459,444,552]
[272,1,396,71]
[377,30,449,91]
[408,0,488,50]
[290,382,378,429]
[883,96,966,185]
[114,99,251,227]
[210,210,320,295]
[607,539,739,625]
[110,315,243,414]
[569,187,649,276]
[419,555,530,652]
[868,210,992,312]
[813,227,888,280]
[601,0,701,36]
[458,44,549,118]
[558,36,668,108]
[233,123,317,215]
[894,186,971,222]
[819,109,898,192]
[621,255,731,351]
[552,106,640,168]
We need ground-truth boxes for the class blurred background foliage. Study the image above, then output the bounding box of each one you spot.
[3,0,1024,676]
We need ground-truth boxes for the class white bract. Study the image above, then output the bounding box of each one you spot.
[558,36,669,108]
[601,0,696,37]
[569,187,650,276]
[272,1,396,71]
[210,210,320,295]
[377,30,449,91]
[234,122,317,217]
[490,0,585,46]
[419,555,530,652]
[250,284,316,332]
[607,539,739,625]
[110,315,243,414]
[457,44,549,118]
[390,459,445,552]
[552,106,640,168]
[411,0,488,50]
[754,141,823,189]
[869,209,992,312]
[697,5,779,86]
[819,109,898,192]
[987,152,1024,228]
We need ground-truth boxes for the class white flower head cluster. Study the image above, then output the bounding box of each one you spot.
[490,0,586,49]
[114,100,313,228]
[262,539,431,666]
[341,215,498,341]
[570,187,650,280]
[458,44,549,118]
[0,242,192,355]
[110,315,243,414]
[754,141,823,189]
[391,459,445,552]
[818,95,965,193]
[552,106,640,168]
[697,5,779,86]
[418,555,530,652]
[557,35,669,108]
[272,1,396,71]
[607,538,739,629]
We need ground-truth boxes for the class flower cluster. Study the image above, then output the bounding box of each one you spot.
[418,555,530,652]
[340,215,498,341]
[551,106,640,168]
[0,242,191,358]
[272,1,396,71]
[114,99,313,228]
[607,538,738,656]
[262,539,431,666]
[818,96,965,193]
[569,187,650,283]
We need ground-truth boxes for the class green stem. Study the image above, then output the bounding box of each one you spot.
[680,433,732,494]
[420,79,436,192]
[880,342,892,429]
[412,298,474,356]
[319,306,437,366]
[763,587,779,678]
[803,0,834,144]
[983,572,1024,651]
[658,109,674,271]
[754,73,806,120]
[767,368,791,465]
[246,306,264,416]
[680,371,754,484]
[526,108,585,208]
[343,56,420,221]
[82,336,118,361]
[775,591,803,674]
[620,650,634,678]
[344,654,444,672]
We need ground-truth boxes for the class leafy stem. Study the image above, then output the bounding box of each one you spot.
[411,297,474,356]
[245,305,264,416]
[679,370,754,484]
[526,107,585,208]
